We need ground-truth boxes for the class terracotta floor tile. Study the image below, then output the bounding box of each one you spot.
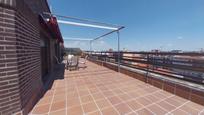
[82,102,98,114]
[126,112,137,115]
[78,90,89,97]
[50,101,66,112]
[161,90,174,97]
[67,92,78,98]
[171,109,188,115]
[179,104,199,115]
[112,89,124,95]
[185,101,204,111]
[81,95,94,104]
[147,104,168,115]
[157,101,176,111]
[108,96,122,105]
[137,89,149,95]
[200,111,204,115]
[126,100,143,111]
[30,61,204,115]
[49,109,66,115]
[135,97,152,106]
[35,96,52,106]
[114,103,132,115]
[145,94,160,103]
[129,91,141,98]
[89,88,99,94]
[92,93,105,100]
[67,98,80,108]
[67,105,83,115]
[55,89,66,95]
[32,104,50,114]
[103,91,115,97]
[165,97,184,107]
[172,95,188,103]
[145,87,158,93]
[152,91,166,98]
[96,99,112,109]
[136,108,154,115]
[118,94,132,101]
[87,111,101,115]
[101,107,119,115]
[53,94,66,102]
[44,90,54,97]
[67,95,79,100]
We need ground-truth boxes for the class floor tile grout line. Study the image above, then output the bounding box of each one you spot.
[75,78,86,115]
[95,83,121,115]
[114,82,195,114]
[46,108,67,115]
[134,95,176,114]
[191,105,204,112]
[65,78,68,115]
[154,92,192,110]
[161,96,198,114]
[112,80,161,115]
[157,97,184,111]
[90,70,163,114]
[116,73,163,115]
[99,62,204,114]
[165,101,190,114]
[199,109,204,115]
[57,61,204,115]
[178,100,204,112]
[47,82,58,115]
[143,93,173,113]
[86,86,103,115]
[85,110,102,115]
[108,85,137,114]
[125,111,138,115]
[156,102,176,112]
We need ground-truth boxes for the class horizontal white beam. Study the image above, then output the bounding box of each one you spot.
[57,20,118,30]
[63,37,92,41]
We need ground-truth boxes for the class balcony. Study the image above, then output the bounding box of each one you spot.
[29,57,204,115]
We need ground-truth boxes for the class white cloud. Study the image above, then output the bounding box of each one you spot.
[177,36,183,40]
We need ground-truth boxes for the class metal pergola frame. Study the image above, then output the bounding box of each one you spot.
[43,12,125,72]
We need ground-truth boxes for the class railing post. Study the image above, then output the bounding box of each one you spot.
[89,41,92,52]
[117,30,120,73]
[101,52,103,66]
[145,54,150,83]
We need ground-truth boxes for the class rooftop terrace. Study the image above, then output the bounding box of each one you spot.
[30,60,204,115]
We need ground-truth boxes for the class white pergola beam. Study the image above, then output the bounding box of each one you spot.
[63,37,92,41]
[57,20,118,30]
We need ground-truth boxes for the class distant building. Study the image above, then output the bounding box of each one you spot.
[171,50,183,53]
[0,0,63,114]
[64,48,82,56]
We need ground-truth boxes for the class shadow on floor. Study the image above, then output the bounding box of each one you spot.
[44,63,66,91]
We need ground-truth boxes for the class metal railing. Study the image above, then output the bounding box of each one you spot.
[86,51,204,84]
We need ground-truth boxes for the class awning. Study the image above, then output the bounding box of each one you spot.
[39,15,64,43]
[48,17,64,43]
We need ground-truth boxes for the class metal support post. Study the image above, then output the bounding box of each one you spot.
[117,31,120,73]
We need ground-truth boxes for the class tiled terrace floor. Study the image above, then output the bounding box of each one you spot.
[30,61,204,115]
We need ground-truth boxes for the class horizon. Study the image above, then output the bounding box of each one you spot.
[49,0,204,51]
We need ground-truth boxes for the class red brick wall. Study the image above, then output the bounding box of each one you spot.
[0,0,62,114]
[15,10,44,115]
[0,6,22,115]
[0,0,52,114]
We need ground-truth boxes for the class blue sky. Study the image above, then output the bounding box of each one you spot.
[48,0,204,51]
